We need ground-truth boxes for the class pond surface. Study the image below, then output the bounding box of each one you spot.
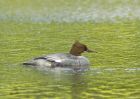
[0,64,139,99]
[0,0,140,99]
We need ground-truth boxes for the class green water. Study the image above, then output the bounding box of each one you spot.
[0,0,140,99]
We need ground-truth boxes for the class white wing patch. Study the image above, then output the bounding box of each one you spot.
[46,57,62,63]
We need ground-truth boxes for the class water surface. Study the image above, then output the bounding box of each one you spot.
[0,0,140,99]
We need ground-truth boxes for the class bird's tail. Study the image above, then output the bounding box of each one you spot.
[23,62,35,66]
[22,60,36,66]
[23,59,51,67]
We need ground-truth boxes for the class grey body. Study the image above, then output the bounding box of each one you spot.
[23,53,90,68]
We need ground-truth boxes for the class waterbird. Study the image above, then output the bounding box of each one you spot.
[23,41,96,69]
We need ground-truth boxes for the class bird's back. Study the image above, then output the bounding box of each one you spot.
[23,53,90,68]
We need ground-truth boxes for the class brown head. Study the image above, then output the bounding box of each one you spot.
[70,41,95,56]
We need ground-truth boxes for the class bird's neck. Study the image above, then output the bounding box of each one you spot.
[69,48,81,56]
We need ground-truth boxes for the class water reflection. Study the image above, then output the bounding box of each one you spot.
[25,66,140,98]
[0,64,139,99]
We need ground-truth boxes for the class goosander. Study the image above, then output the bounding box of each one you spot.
[23,41,95,69]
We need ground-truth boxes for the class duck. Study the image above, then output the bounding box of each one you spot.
[23,41,96,69]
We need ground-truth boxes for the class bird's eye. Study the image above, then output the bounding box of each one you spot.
[84,46,88,51]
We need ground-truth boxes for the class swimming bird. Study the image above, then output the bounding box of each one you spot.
[23,41,95,69]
